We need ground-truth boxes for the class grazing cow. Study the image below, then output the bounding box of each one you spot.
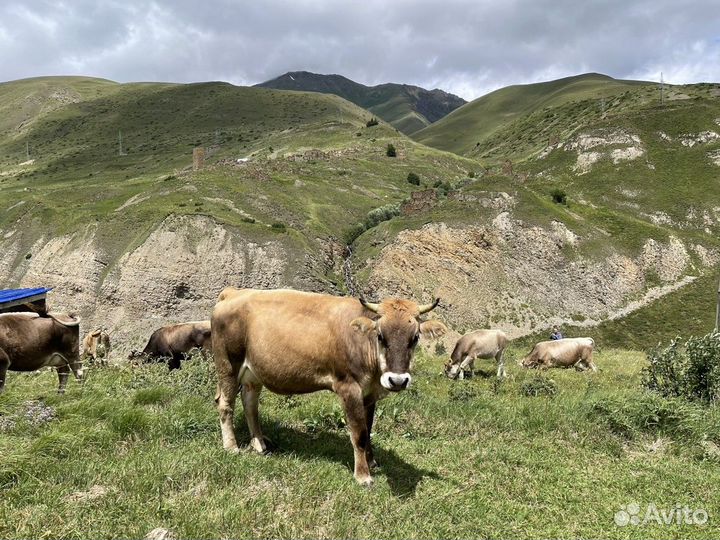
[129,321,211,370]
[0,312,83,393]
[82,328,111,366]
[444,329,509,379]
[212,288,447,486]
[521,337,596,371]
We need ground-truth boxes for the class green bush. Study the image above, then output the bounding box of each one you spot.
[386,144,397,157]
[366,117,379,127]
[521,376,558,398]
[271,222,287,232]
[643,332,720,402]
[550,188,567,205]
[407,172,420,185]
[434,341,447,356]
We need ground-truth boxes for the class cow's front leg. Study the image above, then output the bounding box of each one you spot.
[336,381,372,486]
[364,398,378,469]
[57,365,70,394]
[496,350,506,378]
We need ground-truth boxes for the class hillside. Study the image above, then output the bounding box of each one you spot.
[1,75,719,353]
[256,71,466,135]
[414,73,651,157]
[0,76,479,350]
[352,76,720,347]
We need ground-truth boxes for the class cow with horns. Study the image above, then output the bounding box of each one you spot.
[211,288,447,485]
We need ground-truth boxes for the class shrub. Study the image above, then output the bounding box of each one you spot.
[407,172,420,185]
[643,332,720,402]
[386,144,397,157]
[434,341,447,356]
[366,117,379,127]
[271,222,286,232]
[241,217,256,224]
[343,203,400,245]
[550,188,567,205]
[364,203,400,230]
[521,376,558,398]
[468,170,476,178]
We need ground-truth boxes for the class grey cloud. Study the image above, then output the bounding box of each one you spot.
[0,0,718,99]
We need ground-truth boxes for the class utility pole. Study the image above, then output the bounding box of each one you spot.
[716,272,720,333]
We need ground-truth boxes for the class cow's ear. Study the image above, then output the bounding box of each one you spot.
[420,320,447,340]
[351,317,377,335]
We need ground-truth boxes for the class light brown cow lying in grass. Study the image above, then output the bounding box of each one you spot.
[212,287,447,486]
[521,337,596,371]
[444,329,509,379]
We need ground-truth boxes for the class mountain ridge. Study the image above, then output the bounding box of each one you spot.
[256,70,466,134]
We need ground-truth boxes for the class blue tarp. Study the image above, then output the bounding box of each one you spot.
[0,287,52,306]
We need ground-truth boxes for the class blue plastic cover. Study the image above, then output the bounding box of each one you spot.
[0,287,53,305]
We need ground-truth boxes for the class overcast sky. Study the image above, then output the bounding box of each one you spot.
[1,0,719,100]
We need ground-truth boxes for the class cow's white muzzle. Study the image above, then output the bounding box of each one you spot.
[381,372,412,391]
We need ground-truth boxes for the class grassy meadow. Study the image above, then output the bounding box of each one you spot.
[2,349,720,539]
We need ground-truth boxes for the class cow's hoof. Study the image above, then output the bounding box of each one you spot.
[224,445,241,455]
[355,475,374,487]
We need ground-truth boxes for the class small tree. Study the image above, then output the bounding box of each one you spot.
[407,172,420,185]
[550,188,567,205]
[366,117,379,127]
[386,144,397,157]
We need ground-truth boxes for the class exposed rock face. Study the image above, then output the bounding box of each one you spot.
[678,131,720,147]
[362,217,712,340]
[565,129,645,173]
[0,215,297,355]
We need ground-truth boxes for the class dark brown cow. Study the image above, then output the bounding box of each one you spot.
[0,312,83,393]
[129,321,211,370]
[82,329,111,366]
[212,288,446,485]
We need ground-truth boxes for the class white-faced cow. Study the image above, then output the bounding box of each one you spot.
[0,312,83,393]
[521,337,596,371]
[211,288,447,486]
[82,328,111,366]
[128,321,211,370]
[445,329,509,379]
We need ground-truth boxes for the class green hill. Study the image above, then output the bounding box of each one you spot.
[413,73,652,157]
[256,71,466,134]
[1,74,719,350]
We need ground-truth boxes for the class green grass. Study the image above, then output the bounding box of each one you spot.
[2,350,720,538]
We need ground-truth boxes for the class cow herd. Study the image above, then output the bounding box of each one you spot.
[0,287,596,485]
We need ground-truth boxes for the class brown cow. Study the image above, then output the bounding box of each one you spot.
[521,337,596,371]
[0,311,83,393]
[129,321,211,370]
[212,288,446,485]
[82,328,111,366]
[444,329,509,379]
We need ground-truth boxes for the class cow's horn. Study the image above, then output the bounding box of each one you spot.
[418,298,440,314]
[359,297,381,313]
